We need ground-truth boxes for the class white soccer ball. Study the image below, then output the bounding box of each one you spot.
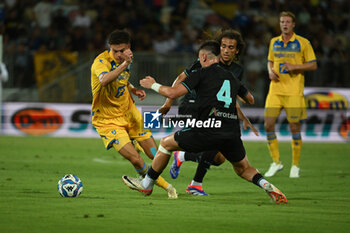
[57,174,83,197]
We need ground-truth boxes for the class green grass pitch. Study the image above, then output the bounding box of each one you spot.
[0,136,350,233]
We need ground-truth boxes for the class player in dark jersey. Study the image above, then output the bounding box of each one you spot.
[159,29,259,195]
[122,41,288,204]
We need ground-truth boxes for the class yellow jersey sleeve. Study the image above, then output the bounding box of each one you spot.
[91,57,110,96]
[303,39,316,63]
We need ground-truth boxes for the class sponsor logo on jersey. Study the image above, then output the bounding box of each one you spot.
[11,107,63,135]
[274,53,296,58]
[209,107,237,119]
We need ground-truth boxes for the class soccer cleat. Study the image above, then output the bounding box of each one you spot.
[264,162,284,177]
[170,151,183,179]
[263,183,288,204]
[166,184,178,199]
[186,184,209,196]
[289,165,300,178]
[122,175,152,196]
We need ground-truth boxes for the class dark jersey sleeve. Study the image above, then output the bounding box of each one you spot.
[237,83,248,99]
[184,59,201,77]
[181,68,202,92]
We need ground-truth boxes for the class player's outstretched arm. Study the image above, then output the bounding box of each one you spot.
[236,102,259,136]
[158,72,188,115]
[100,49,133,86]
[241,92,254,105]
[140,76,188,99]
[128,82,146,101]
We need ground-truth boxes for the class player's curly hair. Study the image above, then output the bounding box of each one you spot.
[108,29,131,45]
[214,29,245,60]
[201,28,245,61]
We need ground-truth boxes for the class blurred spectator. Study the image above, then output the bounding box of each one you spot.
[28,27,45,51]
[4,0,17,9]
[325,39,347,87]
[14,44,35,87]
[72,7,91,28]
[70,27,88,52]
[33,0,53,29]
[245,36,267,107]
[52,9,69,33]
[152,30,177,54]
[4,8,25,40]
[1,0,349,93]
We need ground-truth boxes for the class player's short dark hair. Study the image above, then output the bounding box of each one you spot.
[215,29,245,58]
[198,40,220,56]
[108,29,131,45]
[280,11,296,22]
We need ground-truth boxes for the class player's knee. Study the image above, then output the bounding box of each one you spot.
[159,137,172,151]
[212,153,225,166]
[264,121,274,132]
[289,122,300,134]
[158,144,171,156]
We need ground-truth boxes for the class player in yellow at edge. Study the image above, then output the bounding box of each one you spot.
[90,29,177,198]
[264,12,317,178]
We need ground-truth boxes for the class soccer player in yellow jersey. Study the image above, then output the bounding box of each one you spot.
[90,29,177,198]
[264,12,317,178]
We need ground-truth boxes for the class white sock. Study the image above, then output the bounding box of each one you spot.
[178,151,185,162]
[258,178,269,189]
[190,180,202,186]
[141,175,155,190]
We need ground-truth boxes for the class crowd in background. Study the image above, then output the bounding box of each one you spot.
[1,0,349,95]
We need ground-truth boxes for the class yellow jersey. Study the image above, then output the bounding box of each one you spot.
[267,33,316,96]
[91,50,133,119]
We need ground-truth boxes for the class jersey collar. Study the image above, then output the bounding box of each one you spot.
[278,32,296,43]
[108,50,121,65]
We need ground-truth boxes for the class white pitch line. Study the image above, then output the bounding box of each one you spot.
[93,158,119,164]
[92,158,129,164]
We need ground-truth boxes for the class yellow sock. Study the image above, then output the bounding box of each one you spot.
[266,133,280,164]
[291,139,302,166]
[136,162,148,176]
[155,175,170,190]
[132,140,145,154]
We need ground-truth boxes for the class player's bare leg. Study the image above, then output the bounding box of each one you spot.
[123,133,181,197]
[129,137,178,198]
[231,157,288,204]
[138,137,158,159]
[232,156,259,181]
[117,142,146,171]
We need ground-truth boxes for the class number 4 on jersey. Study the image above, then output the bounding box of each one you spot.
[216,80,232,108]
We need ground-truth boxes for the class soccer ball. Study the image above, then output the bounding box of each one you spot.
[57,174,83,197]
